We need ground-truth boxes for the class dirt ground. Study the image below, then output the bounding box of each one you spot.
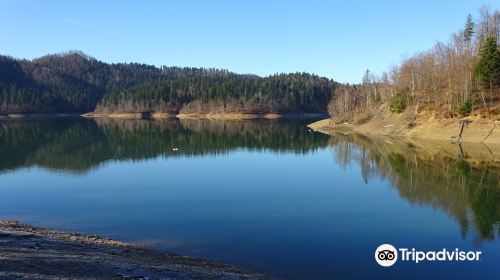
[0,220,272,280]
[308,104,500,144]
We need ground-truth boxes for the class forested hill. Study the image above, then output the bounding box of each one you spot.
[328,8,499,121]
[0,51,336,115]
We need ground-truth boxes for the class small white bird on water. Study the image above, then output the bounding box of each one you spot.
[172,148,179,151]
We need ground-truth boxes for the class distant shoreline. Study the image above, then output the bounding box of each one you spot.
[0,220,270,280]
[0,112,327,121]
[82,112,328,120]
[0,113,83,119]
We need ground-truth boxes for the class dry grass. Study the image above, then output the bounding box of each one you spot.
[352,112,372,125]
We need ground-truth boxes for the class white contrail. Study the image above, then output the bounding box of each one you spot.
[65,18,128,39]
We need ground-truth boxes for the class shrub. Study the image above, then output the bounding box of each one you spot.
[390,91,407,113]
[458,100,472,117]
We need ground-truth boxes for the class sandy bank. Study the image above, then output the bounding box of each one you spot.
[82,112,327,120]
[0,220,271,280]
[176,113,289,120]
[81,112,178,119]
[308,106,500,144]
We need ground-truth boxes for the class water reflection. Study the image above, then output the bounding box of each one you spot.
[1,119,499,242]
[328,133,500,242]
[0,118,329,174]
[1,118,500,278]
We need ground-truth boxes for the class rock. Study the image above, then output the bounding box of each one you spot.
[0,230,34,238]
[0,220,270,280]
[123,276,146,280]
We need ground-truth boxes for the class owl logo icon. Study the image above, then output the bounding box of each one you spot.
[375,244,398,267]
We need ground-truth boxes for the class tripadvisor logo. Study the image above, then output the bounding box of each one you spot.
[375,244,398,267]
[375,244,482,267]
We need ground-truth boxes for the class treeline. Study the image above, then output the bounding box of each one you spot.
[0,52,156,113]
[329,7,500,121]
[0,51,336,115]
[97,72,334,114]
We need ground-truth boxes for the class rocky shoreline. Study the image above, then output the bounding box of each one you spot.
[308,107,499,144]
[0,220,272,280]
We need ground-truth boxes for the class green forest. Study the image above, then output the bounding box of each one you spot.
[0,51,336,115]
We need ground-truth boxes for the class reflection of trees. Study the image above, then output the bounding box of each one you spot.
[0,119,105,173]
[329,133,500,242]
[0,118,329,174]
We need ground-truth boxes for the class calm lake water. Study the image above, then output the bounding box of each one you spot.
[0,118,499,279]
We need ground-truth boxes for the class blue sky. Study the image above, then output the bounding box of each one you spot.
[1,0,498,83]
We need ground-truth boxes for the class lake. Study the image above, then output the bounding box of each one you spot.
[0,118,499,279]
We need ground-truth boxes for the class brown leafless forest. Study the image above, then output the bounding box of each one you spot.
[329,7,500,121]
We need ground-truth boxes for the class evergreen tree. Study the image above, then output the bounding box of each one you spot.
[475,36,500,104]
[464,14,475,45]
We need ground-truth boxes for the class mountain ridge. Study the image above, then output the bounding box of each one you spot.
[0,51,336,116]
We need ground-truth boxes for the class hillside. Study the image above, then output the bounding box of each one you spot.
[0,52,336,116]
[309,104,500,143]
[314,8,500,142]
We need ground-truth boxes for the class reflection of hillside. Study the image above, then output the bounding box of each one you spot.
[0,119,103,173]
[329,133,500,241]
[0,118,329,174]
